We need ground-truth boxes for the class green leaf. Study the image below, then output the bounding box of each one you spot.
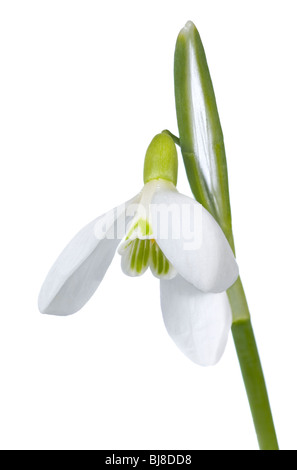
[174,21,234,252]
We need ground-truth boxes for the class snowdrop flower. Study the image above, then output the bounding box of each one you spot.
[38,133,238,366]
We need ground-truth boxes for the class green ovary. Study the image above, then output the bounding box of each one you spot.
[143,133,178,185]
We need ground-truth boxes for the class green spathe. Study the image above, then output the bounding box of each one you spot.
[174,19,278,450]
[174,21,234,252]
[143,133,178,185]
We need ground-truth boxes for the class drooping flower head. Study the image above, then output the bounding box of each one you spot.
[39,133,238,365]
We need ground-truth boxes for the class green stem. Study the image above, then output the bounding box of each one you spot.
[227,279,279,450]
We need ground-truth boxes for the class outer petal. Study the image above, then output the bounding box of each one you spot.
[38,196,139,316]
[160,275,232,366]
[151,187,238,293]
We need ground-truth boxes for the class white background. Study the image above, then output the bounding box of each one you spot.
[0,0,296,450]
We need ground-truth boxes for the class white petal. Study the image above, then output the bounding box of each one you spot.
[160,275,232,366]
[151,187,238,293]
[38,196,139,316]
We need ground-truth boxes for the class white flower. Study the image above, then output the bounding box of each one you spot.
[38,134,239,366]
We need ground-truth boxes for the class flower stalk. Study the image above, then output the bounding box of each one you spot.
[174,20,278,450]
[232,315,279,450]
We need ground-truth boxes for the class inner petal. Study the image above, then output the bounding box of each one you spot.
[119,237,176,280]
[150,240,177,280]
[120,239,150,277]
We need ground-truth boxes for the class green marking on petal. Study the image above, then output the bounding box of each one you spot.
[130,238,139,270]
[151,242,157,270]
[143,240,150,266]
[125,224,135,240]
[157,245,164,275]
[120,236,177,280]
[164,258,170,275]
[136,239,145,274]
[138,218,153,237]
[149,241,176,279]
[123,239,151,276]
[125,218,153,241]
